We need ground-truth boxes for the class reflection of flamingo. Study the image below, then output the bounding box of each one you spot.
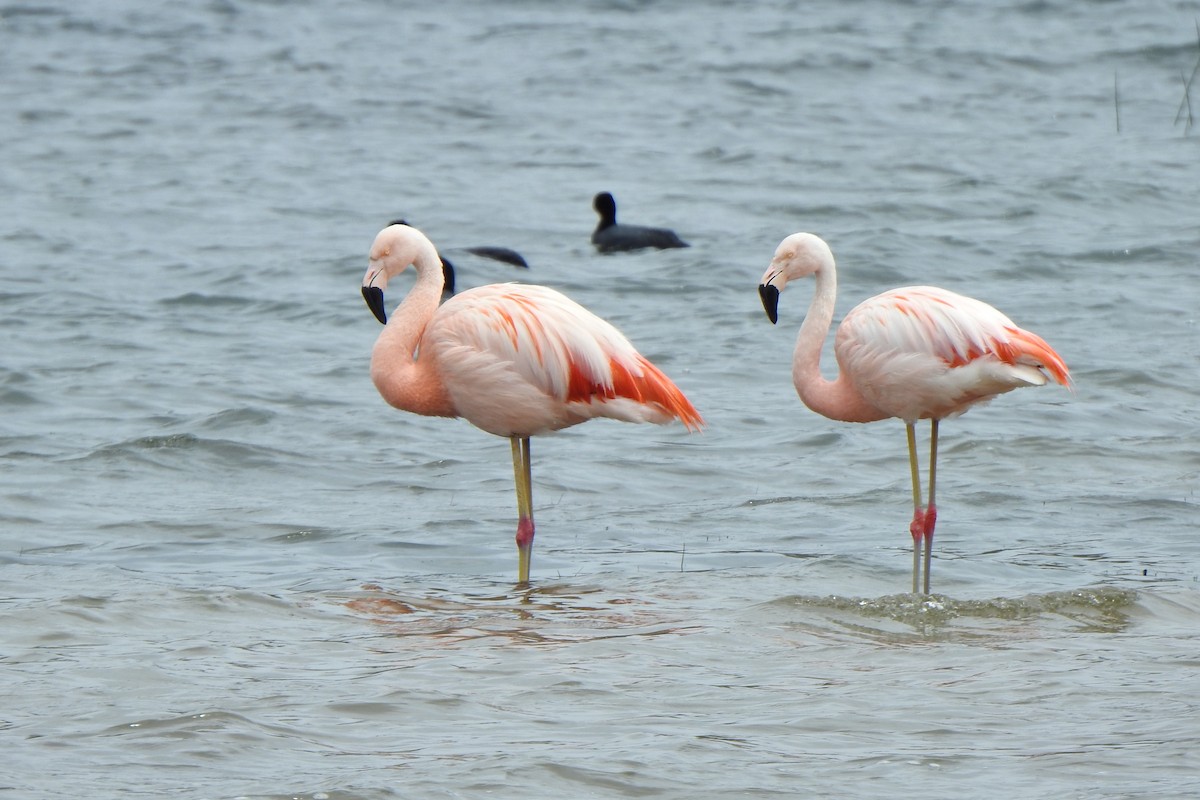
[758,233,1071,594]
[362,222,703,584]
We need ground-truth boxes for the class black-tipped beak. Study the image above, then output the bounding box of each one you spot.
[362,285,387,324]
[758,283,780,324]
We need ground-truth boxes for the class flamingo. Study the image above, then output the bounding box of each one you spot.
[758,232,1071,594]
[591,192,689,253]
[362,222,703,584]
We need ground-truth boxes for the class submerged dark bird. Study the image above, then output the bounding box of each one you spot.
[461,245,528,269]
[590,192,689,253]
[385,219,527,298]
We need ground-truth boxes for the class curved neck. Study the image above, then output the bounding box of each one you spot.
[369,249,456,418]
[793,265,889,424]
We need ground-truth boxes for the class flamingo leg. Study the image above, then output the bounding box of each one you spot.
[511,436,535,584]
[922,420,939,595]
[905,422,925,594]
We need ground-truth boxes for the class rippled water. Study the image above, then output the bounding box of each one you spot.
[3,1,1199,798]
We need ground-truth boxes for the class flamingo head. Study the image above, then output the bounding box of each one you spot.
[361,221,443,324]
[758,232,836,324]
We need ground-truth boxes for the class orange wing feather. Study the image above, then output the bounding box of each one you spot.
[607,356,704,431]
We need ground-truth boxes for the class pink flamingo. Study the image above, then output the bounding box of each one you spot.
[758,233,1071,594]
[362,222,703,584]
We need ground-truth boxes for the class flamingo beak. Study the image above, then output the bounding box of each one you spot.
[362,285,387,324]
[758,283,780,324]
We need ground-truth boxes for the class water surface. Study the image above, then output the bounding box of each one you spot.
[2,1,1198,798]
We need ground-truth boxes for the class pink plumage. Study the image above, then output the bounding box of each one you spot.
[835,284,1071,423]
[419,282,702,436]
[362,222,702,584]
[759,232,1071,594]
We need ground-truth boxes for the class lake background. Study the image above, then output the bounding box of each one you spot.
[2,1,1199,798]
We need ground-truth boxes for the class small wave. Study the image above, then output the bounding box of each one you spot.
[0,388,39,406]
[195,406,277,430]
[74,432,292,471]
[92,709,297,742]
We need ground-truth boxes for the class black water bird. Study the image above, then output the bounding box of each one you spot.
[590,192,689,253]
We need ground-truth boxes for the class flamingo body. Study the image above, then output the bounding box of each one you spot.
[409,282,701,437]
[832,285,1070,423]
[362,223,702,583]
[759,232,1071,593]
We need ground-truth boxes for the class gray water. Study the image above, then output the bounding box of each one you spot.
[3,1,1199,798]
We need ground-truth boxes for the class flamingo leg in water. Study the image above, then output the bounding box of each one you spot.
[905,423,925,594]
[511,436,535,584]
[923,420,939,595]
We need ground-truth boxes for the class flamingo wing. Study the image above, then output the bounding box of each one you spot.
[424,284,702,436]
[835,286,1071,420]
